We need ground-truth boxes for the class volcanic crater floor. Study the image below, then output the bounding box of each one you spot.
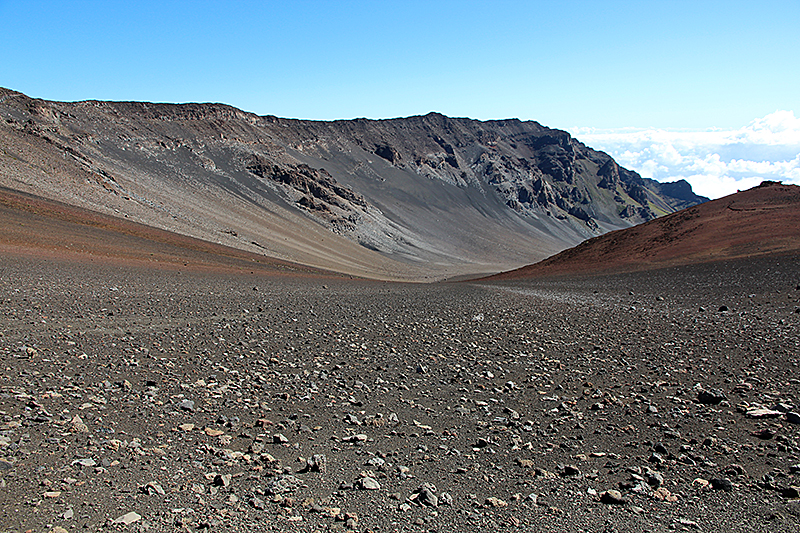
[1,254,799,532]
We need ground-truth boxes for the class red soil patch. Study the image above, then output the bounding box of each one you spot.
[0,187,337,278]
[487,182,800,280]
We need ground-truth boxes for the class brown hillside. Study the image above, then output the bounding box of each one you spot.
[0,187,337,278]
[487,181,800,280]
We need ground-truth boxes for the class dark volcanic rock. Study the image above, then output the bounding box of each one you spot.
[698,389,727,405]
[0,253,797,531]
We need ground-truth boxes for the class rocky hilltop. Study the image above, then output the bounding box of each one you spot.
[0,88,706,279]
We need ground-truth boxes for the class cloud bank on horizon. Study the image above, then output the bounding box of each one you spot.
[571,111,800,200]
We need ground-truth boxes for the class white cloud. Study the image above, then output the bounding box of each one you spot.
[571,111,800,199]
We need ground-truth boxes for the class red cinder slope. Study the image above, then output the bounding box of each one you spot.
[487,182,800,280]
[0,187,337,277]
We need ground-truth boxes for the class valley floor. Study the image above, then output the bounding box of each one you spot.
[0,254,799,532]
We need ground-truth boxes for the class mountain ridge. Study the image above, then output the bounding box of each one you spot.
[0,88,707,280]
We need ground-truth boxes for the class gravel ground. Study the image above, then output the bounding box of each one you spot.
[1,254,799,532]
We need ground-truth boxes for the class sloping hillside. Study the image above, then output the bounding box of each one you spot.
[0,88,706,279]
[486,181,800,280]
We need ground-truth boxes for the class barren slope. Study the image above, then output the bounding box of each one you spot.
[0,88,706,280]
[487,182,800,280]
[0,187,346,278]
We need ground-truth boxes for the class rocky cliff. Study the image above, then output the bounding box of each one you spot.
[0,88,707,279]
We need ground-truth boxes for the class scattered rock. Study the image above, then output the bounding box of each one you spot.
[303,454,327,473]
[561,464,581,477]
[112,511,142,525]
[69,415,89,433]
[752,428,776,440]
[213,473,232,487]
[653,487,678,502]
[697,389,726,405]
[485,496,508,508]
[710,478,733,491]
[600,490,627,505]
[411,483,439,507]
[746,408,783,419]
[141,481,165,495]
[358,476,380,490]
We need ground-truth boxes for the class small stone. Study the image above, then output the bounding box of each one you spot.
[752,428,776,440]
[304,454,327,473]
[251,497,265,510]
[213,474,232,487]
[412,483,439,507]
[266,475,302,495]
[724,464,746,478]
[652,487,678,502]
[710,478,733,491]
[273,433,289,444]
[69,415,89,433]
[746,409,783,419]
[179,399,195,412]
[485,496,508,508]
[646,470,664,487]
[561,464,580,477]
[365,456,386,469]
[697,389,726,405]
[649,453,664,465]
[322,507,341,518]
[600,490,627,505]
[112,511,142,525]
[178,423,195,431]
[142,482,165,495]
[358,476,380,490]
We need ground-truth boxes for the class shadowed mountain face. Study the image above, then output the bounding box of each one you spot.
[0,88,706,280]
[486,181,800,280]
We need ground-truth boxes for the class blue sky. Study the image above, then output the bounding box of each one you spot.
[2,1,798,198]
